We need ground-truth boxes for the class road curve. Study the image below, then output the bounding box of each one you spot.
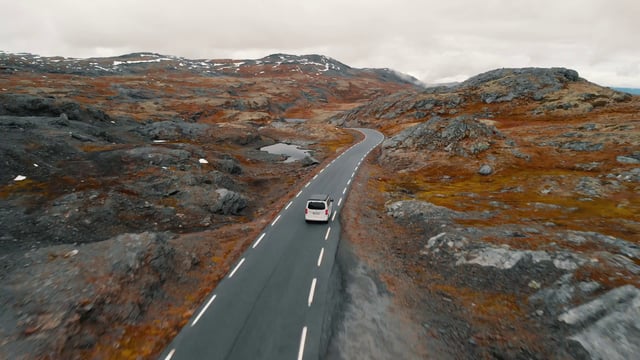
[159,128,384,360]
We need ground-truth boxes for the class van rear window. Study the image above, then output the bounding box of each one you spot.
[307,201,326,210]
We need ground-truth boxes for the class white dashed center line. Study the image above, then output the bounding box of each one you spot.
[342,187,347,195]
[296,190,302,198]
[337,197,342,207]
[307,278,317,307]
[317,248,324,267]
[347,179,351,185]
[228,258,245,278]
[305,182,310,188]
[285,201,292,210]
[192,294,217,326]
[252,233,266,249]
[331,211,337,222]
[297,326,308,360]
[164,349,176,360]
[324,227,331,241]
[313,174,318,180]
[271,215,281,226]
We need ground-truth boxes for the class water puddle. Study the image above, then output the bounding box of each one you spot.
[260,143,311,163]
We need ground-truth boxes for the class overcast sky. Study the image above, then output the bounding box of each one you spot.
[1,0,639,87]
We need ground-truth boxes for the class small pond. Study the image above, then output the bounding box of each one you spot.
[260,143,311,163]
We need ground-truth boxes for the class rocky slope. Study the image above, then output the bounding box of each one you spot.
[0,51,417,359]
[335,68,640,358]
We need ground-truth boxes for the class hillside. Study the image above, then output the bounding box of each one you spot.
[335,68,640,358]
[1,52,639,359]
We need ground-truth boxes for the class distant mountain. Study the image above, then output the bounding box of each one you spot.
[0,51,421,124]
[0,51,423,87]
[612,87,640,95]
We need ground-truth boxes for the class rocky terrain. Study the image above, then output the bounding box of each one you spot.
[0,51,417,359]
[1,50,639,359]
[335,68,640,358]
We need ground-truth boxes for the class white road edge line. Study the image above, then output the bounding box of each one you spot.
[342,187,347,194]
[297,326,308,360]
[325,227,331,241]
[313,174,318,180]
[271,215,281,226]
[308,278,317,307]
[331,211,337,222]
[296,190,302,198]
[338,197,342,206]
[192,294,217,326]
[164,348,176,360]
[347,179,352,185]
[317,248,324,267]
[229,258,245,278]
[285,201,292,210]
[252,233,266,248]
[305,182,310,188]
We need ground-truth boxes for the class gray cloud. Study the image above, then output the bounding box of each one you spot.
[1,0,639,86]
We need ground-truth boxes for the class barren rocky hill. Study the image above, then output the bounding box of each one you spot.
[334,68,640,358]
[1,51,639,359]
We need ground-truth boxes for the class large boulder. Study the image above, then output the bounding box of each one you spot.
[382,115,505,157]
[210,189,248,215]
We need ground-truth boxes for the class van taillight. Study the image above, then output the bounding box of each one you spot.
[325,209,328,215]
[305,209,308,214]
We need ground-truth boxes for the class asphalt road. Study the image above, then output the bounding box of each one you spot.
[159,128,384,360]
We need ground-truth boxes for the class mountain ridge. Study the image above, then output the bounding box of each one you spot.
[0,51,423,87]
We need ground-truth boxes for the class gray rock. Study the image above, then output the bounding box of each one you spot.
[70,132,95,142]
[579,123,598,131]
[210,188,248,215]
[561,141,604,152]
[617,155,640,164]
[559,285,640,360]
[300,155,320,167]
[136,120,211,141]
[386,200,462,222]
[616,167,640,182]
[563,230,640,260]
[216,157,243,174]
[478,164,493,175]
[456,245,585,270]
[382,115,505,157]
[530,283,576,313]
[459,67,580,101]
[575,162,602,171]
[470,141,491,154]
[575,177,604,197]
[0,93,111,123]
[124,146,192,167]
